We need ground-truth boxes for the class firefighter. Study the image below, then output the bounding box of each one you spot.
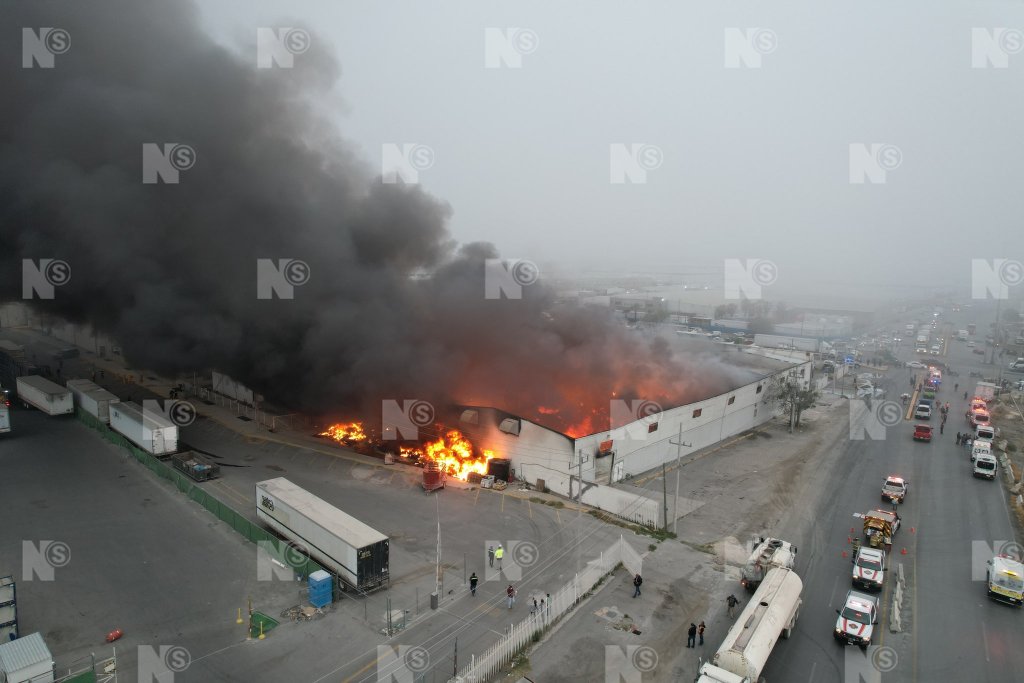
[469,572,478,596]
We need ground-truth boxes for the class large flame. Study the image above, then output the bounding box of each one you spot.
[320,422,368,443]
[401,429,495,481]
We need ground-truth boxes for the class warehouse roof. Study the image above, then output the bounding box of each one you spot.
[0,632,52,674]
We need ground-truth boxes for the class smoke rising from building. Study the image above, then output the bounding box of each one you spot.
[1,0,742,432]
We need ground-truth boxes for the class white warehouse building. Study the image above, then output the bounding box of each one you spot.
[457,352,812,527]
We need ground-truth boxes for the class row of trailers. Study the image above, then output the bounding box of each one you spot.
[10,374,219,482]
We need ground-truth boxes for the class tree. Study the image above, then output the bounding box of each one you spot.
[765,378,821,430]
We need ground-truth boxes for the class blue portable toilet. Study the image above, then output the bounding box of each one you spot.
[308,570,333,608]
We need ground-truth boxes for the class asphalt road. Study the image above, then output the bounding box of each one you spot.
[762,308,1024,683]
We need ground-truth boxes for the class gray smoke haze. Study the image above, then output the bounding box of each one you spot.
[1,0,738,435]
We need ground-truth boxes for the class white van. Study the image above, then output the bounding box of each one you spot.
[975,425,996,441]
[974,453,998,480]
[971,441,992,463]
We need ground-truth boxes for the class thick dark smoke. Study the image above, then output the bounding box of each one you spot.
[1,0,739,435]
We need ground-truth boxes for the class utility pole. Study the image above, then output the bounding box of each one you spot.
[669,424,692,535]
[661,462,668,531]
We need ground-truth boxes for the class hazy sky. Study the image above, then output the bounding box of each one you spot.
[196,2,1024,308]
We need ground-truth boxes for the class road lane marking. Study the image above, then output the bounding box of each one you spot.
[828,574,838,607]
[808,661,817,683]
[982,621,990,663]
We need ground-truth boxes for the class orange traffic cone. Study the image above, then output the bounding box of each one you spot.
[105,629,123,643]
[901,548,907,555]
[911,527,916,533]
[841,550,847,558]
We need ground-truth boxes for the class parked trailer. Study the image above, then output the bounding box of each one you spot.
[65,379,120,424]
[255,477,389,592]
[696,567,803,683]
[15,376,73,415]
[0,403,9,434]
[0,575,16,642]
[109,401,179,456]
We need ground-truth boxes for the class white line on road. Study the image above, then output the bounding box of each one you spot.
[828,574,838,607]
[808,661,817,683]
[982,621,990,663]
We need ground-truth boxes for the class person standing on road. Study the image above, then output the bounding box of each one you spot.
[726,594,739,617]
[940,421,945,435]
[487,545,495,568]
[687,623,697,648]
[495,544,504,570]
[632,573,643,598]
[698,621,705,645]
[956,432,962,445]
[955,383,959,392]
[964,391,968,400]
[506,584,516,609]
[470,572,478,596]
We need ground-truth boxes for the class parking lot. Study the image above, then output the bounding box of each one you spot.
[1,328,633,681]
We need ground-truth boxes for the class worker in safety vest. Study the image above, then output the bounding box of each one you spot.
[495,544,504,570]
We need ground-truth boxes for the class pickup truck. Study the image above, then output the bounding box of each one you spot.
[914,403,932,420]
[913,424,932,442]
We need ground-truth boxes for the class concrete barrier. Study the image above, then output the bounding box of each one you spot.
[890,563,905,633]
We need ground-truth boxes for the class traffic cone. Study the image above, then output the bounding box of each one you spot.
[850,527,855,534]
[911,527,916,533]
[901,548,907,555]
[841,550,847,558]
[847,536,852,544]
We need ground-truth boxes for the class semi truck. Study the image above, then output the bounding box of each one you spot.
[66,379,121,424]
[15,376,73,415]
[739,537,798,591]
[109,401,179,456]
[975,382,999,403]
[695,567,803,683]
[255,477,389,592]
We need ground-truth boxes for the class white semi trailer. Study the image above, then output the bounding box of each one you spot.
[65,379,121,423]
[696,567,803,683]
[109,401,178,456]
[15,376,73,416]
[256,478,390,592]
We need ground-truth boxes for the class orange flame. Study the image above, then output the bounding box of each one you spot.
[401,429,495,481]
[320,422,368,443]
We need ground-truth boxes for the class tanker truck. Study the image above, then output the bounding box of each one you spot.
[695,567,803,683]
[739,537,797,591]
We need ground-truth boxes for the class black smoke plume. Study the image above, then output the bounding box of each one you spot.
[1,0,739,435]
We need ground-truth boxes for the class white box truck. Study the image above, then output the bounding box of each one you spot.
[65,379,120,423]
[256,478,389,592]
[109,401,178,456]
[15,376,73,416]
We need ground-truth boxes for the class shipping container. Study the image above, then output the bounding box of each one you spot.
[109,401,178,456]
[65,379,120,423]
[15,376,73,416]
[255,478,389,592]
